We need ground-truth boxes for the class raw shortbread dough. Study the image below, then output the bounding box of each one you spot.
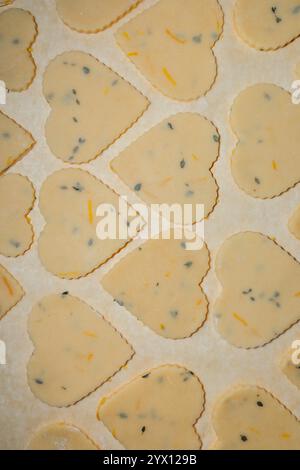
[280,340,300,390]
[0,8,37,91]
[102,237,209,339]
[231,84,300,199]
[234,0,300,51]
[211,386,300,450]
[214,232,300,349]
[27,423,99,450]
[0,110,35,174]
[296,62,300,77]
[27,293,134,407]
[0,264,24,320]
[116,0,223,101]
[0,174,35,257]
[56,0,142,33]
[98,365,204,450]
[43,51,149,164]
[38,168,138,279]
[289,205,300,240]
[111,113,219,220]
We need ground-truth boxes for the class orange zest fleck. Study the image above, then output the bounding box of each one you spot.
[112,429,117,438]
[162,67,176,86]
[294,291,300,297]
[127,51,139,57]
[159,176,173,186]
[165,28,186,44]
[103,86,110,96]
[2,276,13,296]
[160,323,166,330]
[164,271,171,278]
[272,160,278,170]
[233,312,248,327]
[87,353,94,361]
[192,154,199,161]
[195,299,202,306]
[83,330,97,338]
[122,31,131,40]
[88,199,93,225]
[281,433,291,439]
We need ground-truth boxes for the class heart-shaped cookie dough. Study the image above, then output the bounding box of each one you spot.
[0,8,37,91]
[56,0,142,33]
[97,365,204,450]
[211,386,300,450]
[0,264,24,320]
[27,423,99,450]
[231,84,300,198]
[43,51,149,164]
[0,174,35,257]
[214,232,300,348]
[111,113,219,220]
[233,0,300,51]
[27,293,134,407]
[280,339,300,390]
[0,110,35,174]
[102,236,209,339]
[38,168,140,279]
[289,205,300,240]
[116,0,223,101]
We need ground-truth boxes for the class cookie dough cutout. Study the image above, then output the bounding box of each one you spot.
[214,232,300,349]
[234,1,300,51]
[56,0,142,34]
[98,365,204,450]
[27,423,99,450]
[116,0,223,101]
[111,113,219,220]
[43,51,149,164]
[0,174,35,257]
[289,205,300,240]
[280,341,300,390]
[231,84,300,199]
[0,264,24,320]
[38,168,139,279]
[0,8,37,91]
[102,237,209,339]
[0,111,35,174]
[211,386,300,450]
[27,294,134,407]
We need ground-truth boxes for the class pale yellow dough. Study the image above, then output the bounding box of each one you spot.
[0,111,35,174]
[98,365,204,450]
[27,423,99,450]
[111,113,219,220]
[116,0,223,101]
[38,168,137,279]
[211,386,300,450]
[0,8,37,91]
[43,51,149,164]
[289,205,300,240]
[0,264,24,320]
[0,174,35,257]
[102,237,209,339]
[214,232,300,349]
[234,0,300,51]
[296,62,300,77]
[27,293,134,407]
[56,0,142,33]
[280,340,300,390]
[231,84,300,199]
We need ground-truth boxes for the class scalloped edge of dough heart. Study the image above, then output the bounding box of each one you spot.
[214,231,300,350]
[56,0,143,34]
[104,239,211,341]
[0,263,24,320]
[97,363,205,449]
[43,51,150,165]
[233,4,300,51]
[115,2,224,103]
[27,292,136,408]
[230,83,300,200]
[0,110,36,175]
[210,384,300,449]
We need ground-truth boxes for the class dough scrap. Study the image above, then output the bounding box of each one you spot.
[289,205,300,240]
[27,293,134,407]
[116,0,223,101]
[111,113,219,220]
[0,174,35,257]
[0,264,24,320]
[211,386,300,450]
[214,232,300,349]
[231,83,300,199]
[233,0,300,51]
[43,51,149,164]
[56,0,142,34]
[102,237,209,339]
[0,8,37,91]
[97,365,204,450]
[280,340,300,390]
[38,168,138,279]
[27,423,99,450]
[0,110,35,174]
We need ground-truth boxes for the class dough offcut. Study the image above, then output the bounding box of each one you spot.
[27,423,99,450]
